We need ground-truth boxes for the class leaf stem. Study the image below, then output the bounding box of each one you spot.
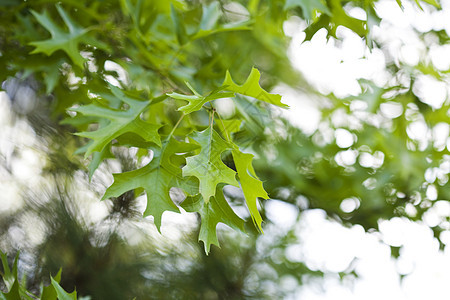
[167,113,185,141]
[211,103,236,149]
[157,113,185,165]
[207,109,216,161]
[214,107,231,143]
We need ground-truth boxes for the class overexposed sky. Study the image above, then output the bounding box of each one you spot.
[269,0,450,298]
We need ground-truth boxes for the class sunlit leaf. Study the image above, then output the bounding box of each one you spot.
[223,68,288,108]
[181,187,245,254]
[182,126,239,203]
[103,138,197,230]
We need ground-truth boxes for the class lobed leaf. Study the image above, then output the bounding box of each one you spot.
[50,277,77,300]
[103,138,197,230]
[168,85,235,114]
[29,5,107,69]
[181,187,245,254]
[182,127,239,203]
[71,85,161,158]
[223,67,288,108]
[232,150,268,232]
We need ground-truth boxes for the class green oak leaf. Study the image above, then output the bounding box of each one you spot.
[168,83,235,114]
[223,67,288,108]
[216,119,242,139]
[232,150,268,232]
[181,187,245,254]
[50,276,77,300]
[103,160,177,230]
[0,251,29,300]
[284,0,331,20]
[29,5,106,69]
[40,269,62,300]
[161,137,199,174]
[182,127,239,203]
[88,146,114,179]
[103,138,197,230]
[0,280,20,300]
[71,85,161,158]
[215,120,267,232]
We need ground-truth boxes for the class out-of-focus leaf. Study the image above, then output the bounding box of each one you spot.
[199,2,221,31]
[29,5,107,69]
[50,277,77,300]
[40,269,62,300]
[284,0,331,20]
[171,4,189,45]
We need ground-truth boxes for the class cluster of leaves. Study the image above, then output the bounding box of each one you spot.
[0,251,77,300]
[1,0,298,253]
[90,68,282,252]
[1,0,448,256]
[0,0,348,253]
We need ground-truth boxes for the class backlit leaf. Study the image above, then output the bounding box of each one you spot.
[168,84,235,114]
[50,277,77,300]
[223,67,288,108]
[182,126,239,203]
[232,150,268,232]
[181,187,245,254]
[103,138,197,230]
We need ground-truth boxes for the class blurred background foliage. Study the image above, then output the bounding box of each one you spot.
[0,0,449,299]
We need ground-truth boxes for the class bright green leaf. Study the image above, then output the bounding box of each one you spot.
[181,187,245,254]
[182,126,239,203]
[103,138,197,230]
[1,280,20,300]
[421,0,441,8]
[223,68,288,108]
[168,85,235,114]
[103,160,178,231]
[41,269,62,300]
[232,150,268,232]
[216,119,242,139]
[50,277,77,300]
